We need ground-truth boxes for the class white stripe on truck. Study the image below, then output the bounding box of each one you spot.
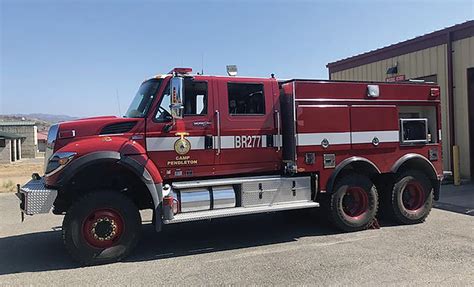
[146,130,400,151]
[297,130,399,146]
[351,130,399,144]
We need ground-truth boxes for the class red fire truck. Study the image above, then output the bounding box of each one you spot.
[17,68,443,265]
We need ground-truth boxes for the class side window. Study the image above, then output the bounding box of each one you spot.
[184,79,207,115]
[228,83,265,115]
[155,83,171,121]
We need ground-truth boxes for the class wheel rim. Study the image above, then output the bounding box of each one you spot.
[402,181,425,211]
[82,209,124,248]
[342,187,369,218]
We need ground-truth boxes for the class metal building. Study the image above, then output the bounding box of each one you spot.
[327,21,474,179]
[0,121,38,158]
[0,131,25,163]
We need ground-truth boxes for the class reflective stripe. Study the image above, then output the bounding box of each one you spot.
[146,135,281,151]
[146,136,206,151]
[297,130,399,146]
[218,136,235,149]
[146,130,400,151]
[351,130,399,144]
[297,132,351,146]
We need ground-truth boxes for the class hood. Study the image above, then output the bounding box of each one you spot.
[55,116,143,144]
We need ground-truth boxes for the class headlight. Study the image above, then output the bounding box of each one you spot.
[45,152,76,176]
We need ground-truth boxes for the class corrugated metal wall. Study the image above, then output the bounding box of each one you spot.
[330,37,474,178]
[452,36,474,178]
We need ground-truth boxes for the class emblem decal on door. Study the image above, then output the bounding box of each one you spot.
[174,132,191,155]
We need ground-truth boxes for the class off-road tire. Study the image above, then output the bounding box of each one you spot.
[329,173,378,232]
[389,170,433,225]
[62,190,142,265]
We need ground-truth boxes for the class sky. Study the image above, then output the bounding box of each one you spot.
[1,0,473,117]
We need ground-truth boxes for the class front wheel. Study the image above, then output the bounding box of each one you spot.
[328,173,378,232]
[62,190,142,265]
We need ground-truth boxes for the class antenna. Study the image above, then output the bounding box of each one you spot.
[201,53,204,75]
[116,89,122,116]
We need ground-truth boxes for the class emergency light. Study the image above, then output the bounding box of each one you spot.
[226,65,238,76]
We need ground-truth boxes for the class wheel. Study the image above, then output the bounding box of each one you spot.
[389,170,433,224]
[62,190,142,265]
[329,173,378,232]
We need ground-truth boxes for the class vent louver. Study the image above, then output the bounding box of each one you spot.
[100,122,137,135]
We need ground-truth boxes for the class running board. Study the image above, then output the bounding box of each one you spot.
[163,201,319,224]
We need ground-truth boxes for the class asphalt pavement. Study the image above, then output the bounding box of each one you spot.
[0,190,473,285]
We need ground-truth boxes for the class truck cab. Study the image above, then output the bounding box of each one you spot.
[142,72,282,180]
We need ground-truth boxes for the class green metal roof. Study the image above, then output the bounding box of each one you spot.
[0,131,25,139]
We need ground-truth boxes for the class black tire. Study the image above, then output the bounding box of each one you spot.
[328,173,378,232]
[62,190,142,265]
[389,170,433,225]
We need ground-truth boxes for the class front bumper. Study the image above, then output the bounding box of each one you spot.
[16,177,57,215]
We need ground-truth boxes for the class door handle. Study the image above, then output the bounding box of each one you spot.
[274,110,281,151]
[215,110,221,155]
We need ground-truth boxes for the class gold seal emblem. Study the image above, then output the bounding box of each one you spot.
[174,132,191,155]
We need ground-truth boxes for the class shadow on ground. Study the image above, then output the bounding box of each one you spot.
[434,183,474,216]
[1,206,447,276]
[0,210,342,275]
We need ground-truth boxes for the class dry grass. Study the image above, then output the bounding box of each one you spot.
[0,158,44,193]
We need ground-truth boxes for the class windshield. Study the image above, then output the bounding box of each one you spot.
[124,79,162,118]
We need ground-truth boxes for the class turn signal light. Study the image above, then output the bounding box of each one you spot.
[430,87,440,98]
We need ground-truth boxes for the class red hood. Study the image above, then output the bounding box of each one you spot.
[54,116,144,151]
[72,115,118,121]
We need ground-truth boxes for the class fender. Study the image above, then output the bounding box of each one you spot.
[391,153,440,200]
[118,154,164,232]
[391,153,437,175]
[57,151,121,186]
[56,151,164,231]
[326,156,381,194]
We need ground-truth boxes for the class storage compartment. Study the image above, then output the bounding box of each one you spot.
[241,177,312,207]
[273,177,312,204]
[241,180,279,207]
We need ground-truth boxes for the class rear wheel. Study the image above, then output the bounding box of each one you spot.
[62,190,142,265]
[389,170,433,224]
[329,173,378,232]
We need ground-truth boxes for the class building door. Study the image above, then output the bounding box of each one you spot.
[468,68,474,177]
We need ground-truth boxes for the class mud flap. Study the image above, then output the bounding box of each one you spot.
[433,180,441,201]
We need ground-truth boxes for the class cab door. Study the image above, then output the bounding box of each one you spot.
[214,77,281,173]
[146,76,216,180]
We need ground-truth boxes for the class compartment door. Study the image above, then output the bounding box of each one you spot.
[296,105,351,152]
[350,105,399,149]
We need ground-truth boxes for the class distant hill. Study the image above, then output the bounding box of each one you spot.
[9,113,78,123]
[0,113,78,132]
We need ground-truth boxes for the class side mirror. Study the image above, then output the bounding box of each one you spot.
[170,77,184,119]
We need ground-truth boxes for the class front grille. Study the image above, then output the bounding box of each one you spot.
[100,122,137,135]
